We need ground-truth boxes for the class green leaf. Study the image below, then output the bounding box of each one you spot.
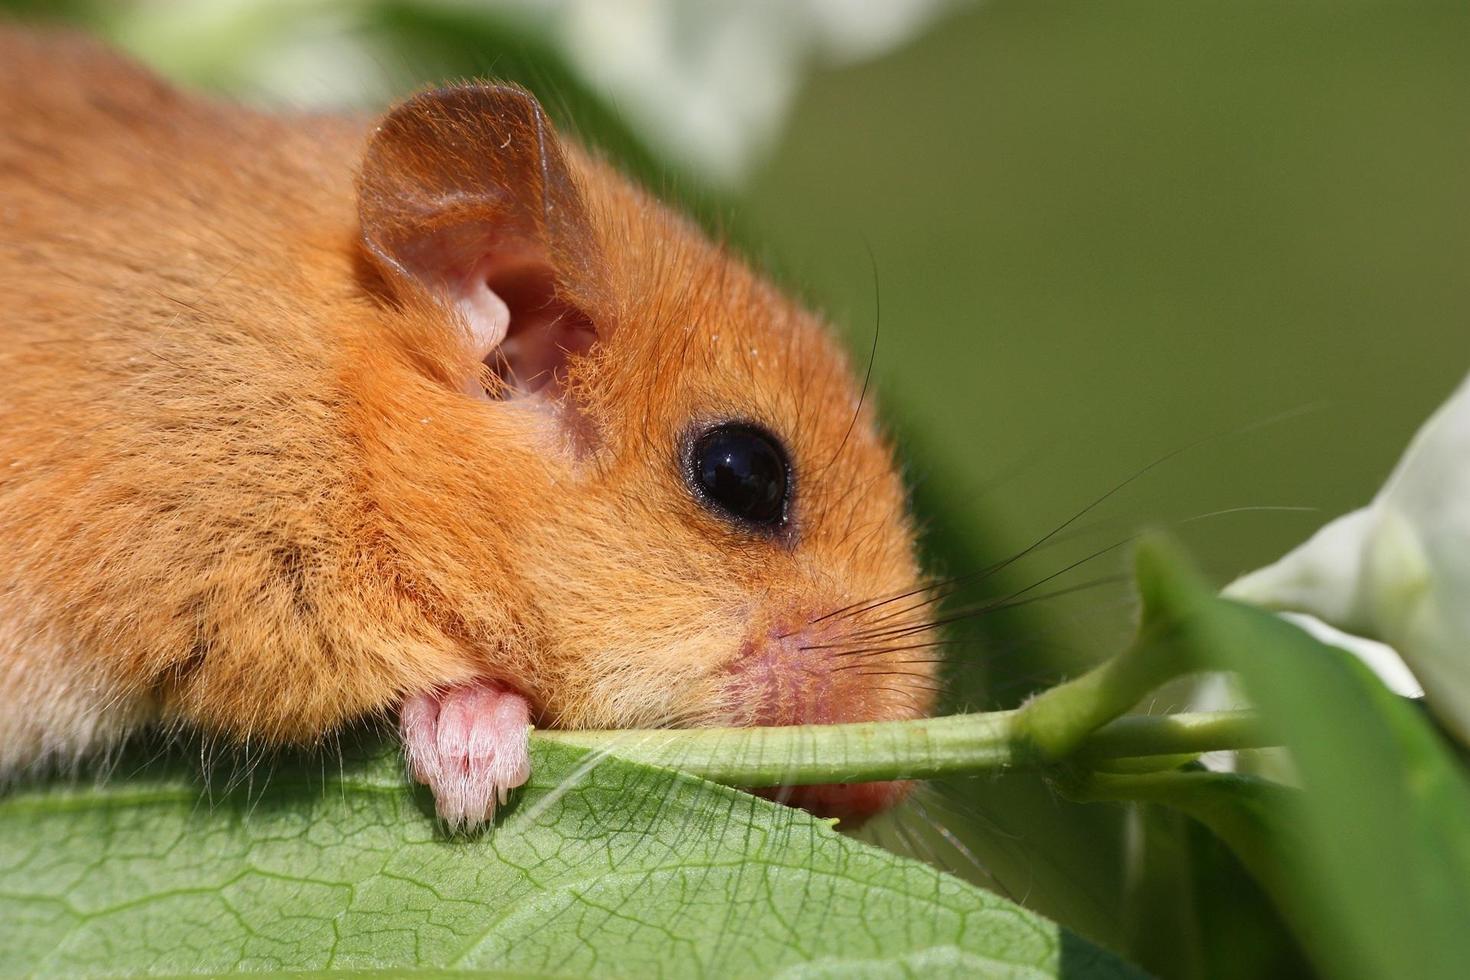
[0,739,1141,978]
[1106,539,1470,980]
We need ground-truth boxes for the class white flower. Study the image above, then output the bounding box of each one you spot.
[116,0,970,187]
[1225,372,1470,744]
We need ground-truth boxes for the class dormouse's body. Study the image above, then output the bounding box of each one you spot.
[0,30,935,826]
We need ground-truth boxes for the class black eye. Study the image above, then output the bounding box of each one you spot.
[688,423,791,529]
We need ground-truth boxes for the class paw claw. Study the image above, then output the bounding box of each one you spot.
[399,680,531,830]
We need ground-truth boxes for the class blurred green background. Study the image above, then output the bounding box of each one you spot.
[746,1,1470,687]
[5,2,1465,976]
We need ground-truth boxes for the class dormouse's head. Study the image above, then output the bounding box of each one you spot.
[354,85,935,823]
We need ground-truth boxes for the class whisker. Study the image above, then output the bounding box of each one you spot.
[826,640,958,661]
[842,571,1128,649]
[1178,503,1318,524]
[811,507,1147,635]
[907,790,1011,895]
[817,527,1115,640]
[810,406,1327,637]
[848,670,946,687]
[814,243,881,480]
[830,656,949,673]
[863,685,936,705]
[847,555,1133,647]
[857,501,1313,642]
[889,808,949,878]
[804,636,954,655]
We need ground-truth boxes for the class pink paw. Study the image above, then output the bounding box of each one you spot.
[399,680,531,830]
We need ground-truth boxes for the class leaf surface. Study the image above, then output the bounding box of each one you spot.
[0,739,1139,979]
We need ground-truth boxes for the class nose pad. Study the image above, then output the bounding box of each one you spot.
[757,779,915,827]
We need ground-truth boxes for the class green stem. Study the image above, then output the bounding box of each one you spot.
[539,544,1277,789]
[1011,630,1186,760]
[1009,537,1229,760]
[1075,709,1273,761]
[533,709,1272,787]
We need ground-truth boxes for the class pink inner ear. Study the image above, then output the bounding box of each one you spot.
[454,262,512,371]
[485,262,597,399]
[456,256,597,400]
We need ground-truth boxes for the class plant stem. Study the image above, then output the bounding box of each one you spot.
[1008,537,1233,761]
[533,709,1273,787]
[1075,709,1275,761]
[1010,630,1186,761]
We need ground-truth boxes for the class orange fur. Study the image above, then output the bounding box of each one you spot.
[0,30,935,806]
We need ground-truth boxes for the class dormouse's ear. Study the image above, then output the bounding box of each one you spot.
[358,84,610,398]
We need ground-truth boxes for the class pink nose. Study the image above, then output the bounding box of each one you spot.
[760,779,915,827]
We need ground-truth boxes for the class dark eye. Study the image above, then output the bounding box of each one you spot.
[688,423,791,529]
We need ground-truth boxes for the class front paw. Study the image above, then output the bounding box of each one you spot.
[399,680,531,830]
